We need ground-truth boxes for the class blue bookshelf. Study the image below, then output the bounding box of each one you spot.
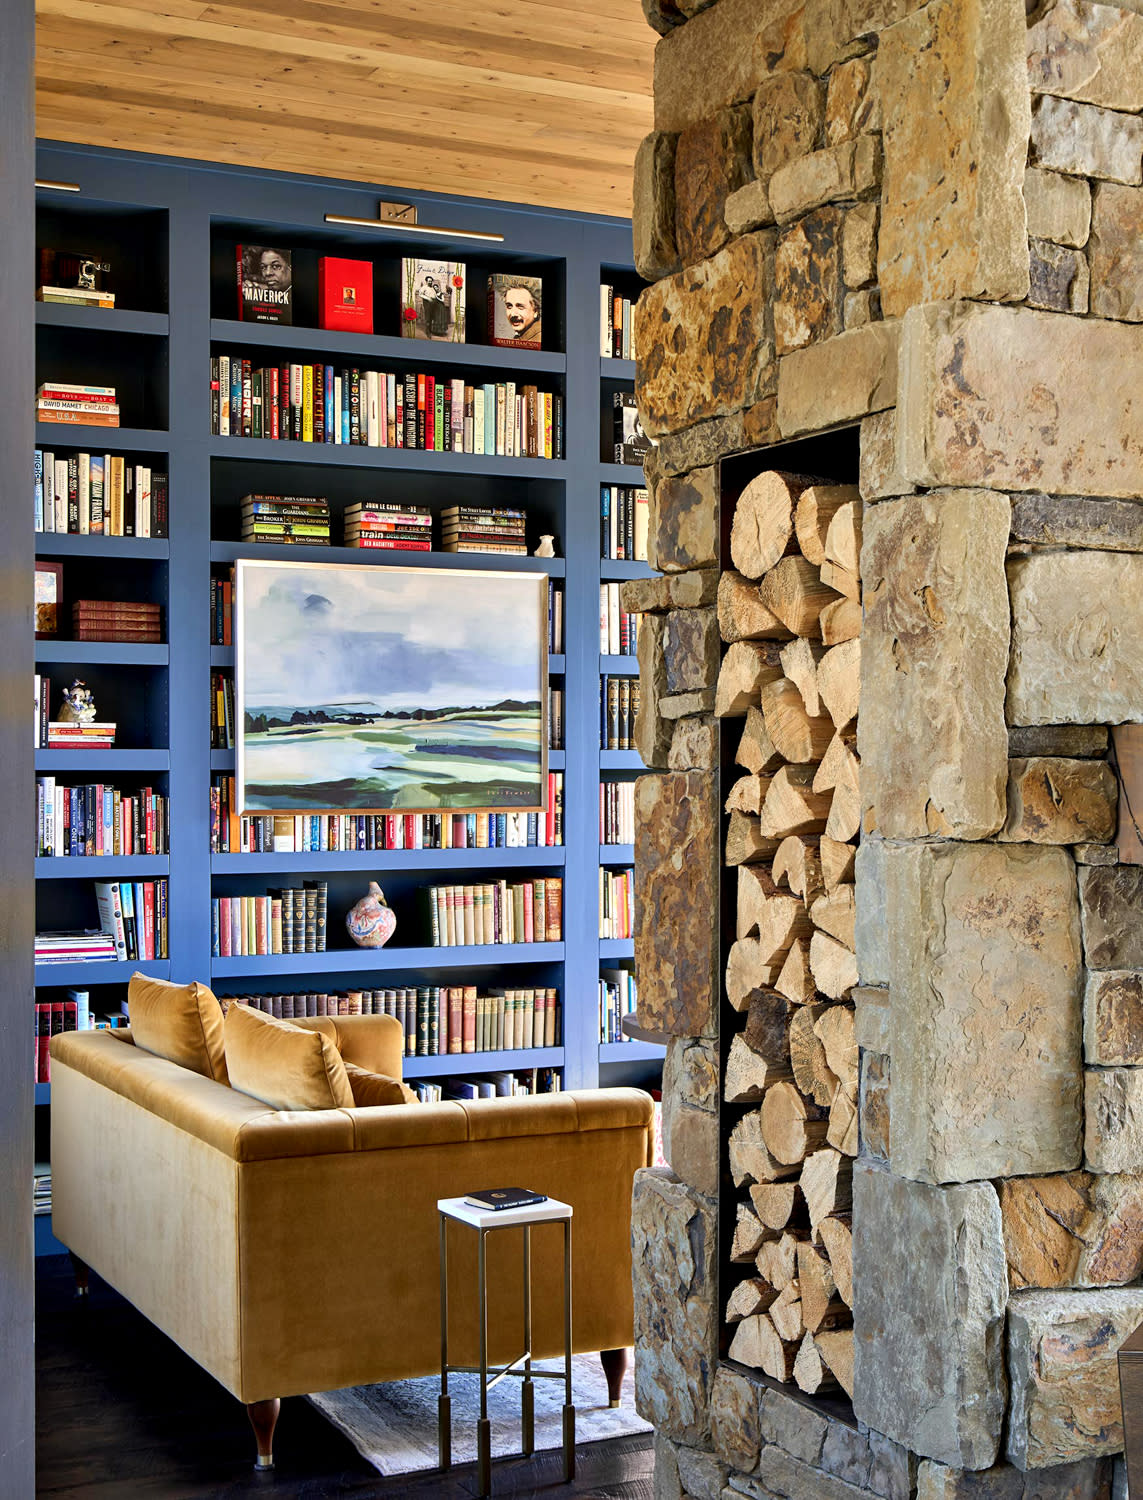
[32,140,656,1253]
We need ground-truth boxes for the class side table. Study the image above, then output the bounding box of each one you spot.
[437,1194,574,1497]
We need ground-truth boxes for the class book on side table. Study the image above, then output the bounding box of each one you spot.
[464,1187,547,1212]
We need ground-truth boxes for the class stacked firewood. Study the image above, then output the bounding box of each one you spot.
[718,470,861,1400]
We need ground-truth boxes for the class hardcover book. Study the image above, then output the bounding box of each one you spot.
[612,392,653,466]
[487,273,542,349]
[401,259,465,342]
[236,245,293,325]
[463,1187,547,1211]
[318,256,373,334]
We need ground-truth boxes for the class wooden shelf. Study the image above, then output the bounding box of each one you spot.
[211,942,565,978]
[35,641,168,666]
[36,856,169,879]
[403,1047,564,1080]
[211,847,565,873]
[34,534,169,560]
[210,318,567,375]
[36,304,169,337]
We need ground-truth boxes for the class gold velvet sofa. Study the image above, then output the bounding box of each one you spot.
[50,1014,654,1466]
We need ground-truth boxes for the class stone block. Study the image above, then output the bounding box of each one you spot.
[860,490,1009,841]
[1076,844,1120,866]
[663,1084,719,1197]
[859,408,915,501]
[777,320,898,437]
[1090,183,1143,323]
[636,612,673,770]
[820,1422,874,1490]
[677,1445,730,1500]
[1001,758,1117,845]
[1009,726,1109,759]
[662,689,715,719]
[887,842,1083,1183]
[633,131,681,282]
[1028,240,1090,313]
[632,1168,717,1444]
[855,840,889,987]
[826,57,873,146]
[897,301,1143,498]
[877,0,1030,317]
[635,773,719,1038]
[1086,1068,1143,1172]
[917,1455,1114,1499]
[1009,553,1143,725]
[842,203,878,289]
[635,235,775,438]
[752,72,823,188]
[769,146,857,226]
[652,467,719,573]
[854,985,892,1056]
[643,0,685,34]
[1007,1288,1143,1468]
[859,1051,890,1161]
[654,0,806,135]
[758,1384,828,1464]
[670,715,719,771]
[755,1444,873,1499]
[675,107,752,268]
[1027,0,1143,112]
[665,607,720,694]
[867,1431,917,1500]
[726,181,775,235]
[844,289,880,329]
[1024,167,1092,248]
[1081,868,1143,970]
[853,131,884,197]
[710,1365,762,1472]
[774,208,844,356]
[1009,495,1143,553]
[852,1164,1008,1468]
[1031,95,1143,184]
[1086,971,1143,1065]
[1001,1171,1143,1290]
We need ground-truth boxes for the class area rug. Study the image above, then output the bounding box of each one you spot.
[308,1352,650,1476]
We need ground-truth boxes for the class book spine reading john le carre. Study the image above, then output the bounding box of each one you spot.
[344,501,432,551]
[440,505,527,556]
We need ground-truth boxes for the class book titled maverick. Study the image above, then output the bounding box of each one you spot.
[236,245,293,325]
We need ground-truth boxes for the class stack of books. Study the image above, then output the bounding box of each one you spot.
[45,720,117,750]
[344,501,432,551]
[240,493,330,545]
[34,1164,52,1218]
[34,929,118,964]
[37,382,121,428]
[71,599,162,644]
[440,505,527,556]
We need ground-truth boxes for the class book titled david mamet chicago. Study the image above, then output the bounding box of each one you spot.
[464,1187,548,1212]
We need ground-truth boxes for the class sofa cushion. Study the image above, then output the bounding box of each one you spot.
[127,973,228,1084]
[343,1063,419,1108]
[224,1003,354,1111]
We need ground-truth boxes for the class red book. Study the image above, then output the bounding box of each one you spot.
[318,256,373,334]
[448,987,463,1054]
[143,882,155,960]
[462,986,476,1052]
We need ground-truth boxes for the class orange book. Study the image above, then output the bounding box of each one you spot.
[546,877,563,942]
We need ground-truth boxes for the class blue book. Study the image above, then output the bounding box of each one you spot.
[600,485,610,558]
[34,450,43,531]
[483,384,496,454]
[211,899,220,957]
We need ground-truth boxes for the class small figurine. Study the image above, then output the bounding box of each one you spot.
[346,881,397,949]
[58,680,97,725]
[534,535,556,558]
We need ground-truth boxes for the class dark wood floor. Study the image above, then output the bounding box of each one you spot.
[35,1256,655,1499]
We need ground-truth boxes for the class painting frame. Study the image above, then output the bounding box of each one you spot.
[234,557,548,818]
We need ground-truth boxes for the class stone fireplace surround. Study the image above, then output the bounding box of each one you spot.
[623,0,1143,1496]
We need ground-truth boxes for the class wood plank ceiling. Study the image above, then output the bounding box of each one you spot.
[35,0,656,218]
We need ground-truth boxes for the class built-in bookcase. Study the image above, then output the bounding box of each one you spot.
[32,143,663,1254]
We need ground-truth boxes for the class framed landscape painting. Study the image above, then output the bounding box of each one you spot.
[235,559,547,815]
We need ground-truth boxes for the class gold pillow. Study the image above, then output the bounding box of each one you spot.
[344,1062,419,1107]
[224,1003,354,1111]
[127,973,228,1084]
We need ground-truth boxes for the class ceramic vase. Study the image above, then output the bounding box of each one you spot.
[346,881,397,949]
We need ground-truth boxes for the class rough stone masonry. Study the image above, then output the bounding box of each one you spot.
[627,0,1143,1495]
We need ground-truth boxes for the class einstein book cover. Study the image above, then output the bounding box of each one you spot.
[401,259,466,342]
[486,273,543,350]
[236,245,293,325]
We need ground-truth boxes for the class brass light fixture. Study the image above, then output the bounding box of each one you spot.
[323,200,503,244]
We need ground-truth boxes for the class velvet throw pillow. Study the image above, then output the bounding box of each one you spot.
[224,1002,354,1111]
[127,973,229,1083]
[343,1061,419,1107]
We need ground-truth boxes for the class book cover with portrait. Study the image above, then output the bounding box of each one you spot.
[318,256,373,334]
[236,245,293,325]
[487,273,542,350]
[401,259,466,342]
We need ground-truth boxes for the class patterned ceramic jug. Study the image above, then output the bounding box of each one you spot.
[346,881,397,949]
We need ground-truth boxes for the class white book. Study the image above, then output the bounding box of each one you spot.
[599,584,608,654]
[473,388,485,454]
[609,582,620,655]
[505,382,516,458]
[366,370,379,446]
[600,284,612,358]
[41,452,54,532]
[53,459,68,532]
[137,466,151,538]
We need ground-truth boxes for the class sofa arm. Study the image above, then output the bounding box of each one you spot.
[289,1013,404,1078]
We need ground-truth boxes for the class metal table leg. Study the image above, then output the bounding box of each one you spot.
[477,1227,492,1498]
[438,1213,451,1471]
[522,1224,534,1455]
[561,1218,575,1483]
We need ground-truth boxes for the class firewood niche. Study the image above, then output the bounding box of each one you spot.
[719,453,862,1402]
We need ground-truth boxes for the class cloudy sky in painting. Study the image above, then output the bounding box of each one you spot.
[239,561,544,713]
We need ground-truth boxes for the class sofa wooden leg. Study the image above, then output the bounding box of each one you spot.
[600,1347,628,1408]
[246,1398,280,1470]
[68,1252,89,1299]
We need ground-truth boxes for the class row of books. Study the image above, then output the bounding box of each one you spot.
[599,967,638,1044]
[211,882,329,956]
[95,879,168,960]
[600,868,635,941]
[426,879,563,947]
[601,676,640,752]
[209,773,565,854]
[70,599,162,644]
[600,286,638,361]
[209,358,565,459]
[600,779,636,846]
[412,1069,563,1103]
[222,986,560,1057]
[36,779,168,857]
[34,450,168,536]
[36,382,120,429]
[599,583,640,657]
[600,484,650,562]
[211,672,235,749]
